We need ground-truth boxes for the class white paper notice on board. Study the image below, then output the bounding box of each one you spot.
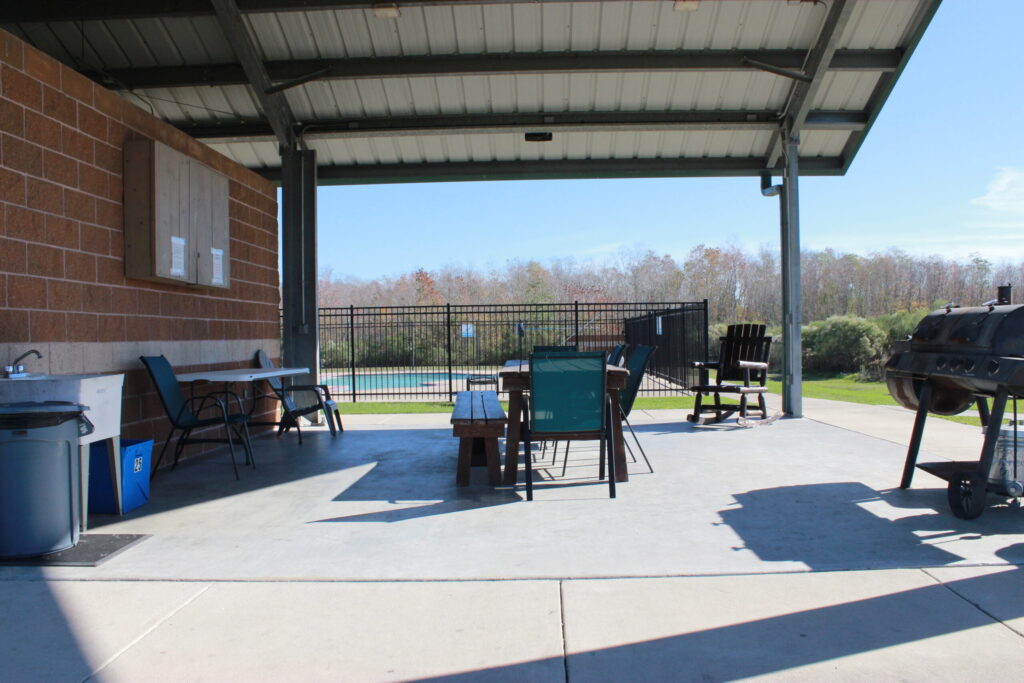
[211,248,224,285]
[170,236,186,277]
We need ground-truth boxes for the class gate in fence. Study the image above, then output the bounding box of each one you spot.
[318,301,708,401]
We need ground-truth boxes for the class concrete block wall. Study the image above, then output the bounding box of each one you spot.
[0,29,281,451]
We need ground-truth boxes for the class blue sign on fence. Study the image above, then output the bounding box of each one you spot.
[461,323,474,338]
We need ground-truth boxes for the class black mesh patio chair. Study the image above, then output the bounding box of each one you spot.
[688,324,772,425]
[522,351,616,501]
[254,350,343,444]
[140,355,254,480]
[608,344,628,367]
[554,344,656,475]
[617,344,656,472]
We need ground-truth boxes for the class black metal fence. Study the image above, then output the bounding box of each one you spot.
[318,301,708,401]
[624,304,709,390]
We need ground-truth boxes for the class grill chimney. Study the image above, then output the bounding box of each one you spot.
[997,284,1013,305]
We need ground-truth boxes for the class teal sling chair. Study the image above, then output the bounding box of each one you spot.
[521,351,617,501]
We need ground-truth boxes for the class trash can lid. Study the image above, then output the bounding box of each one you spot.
[0,401,90,429]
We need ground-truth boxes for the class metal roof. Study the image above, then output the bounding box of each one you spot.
[4,0,942,184]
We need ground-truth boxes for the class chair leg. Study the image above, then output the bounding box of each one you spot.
[323,403,337,436]
[606,398,616,499]
[523,400,533,501]
[688,390,704,423]
[622,412,653,474]
[240,421,256,469]
[172,428,191,469]
[598,438,605,480]
[150,426,178,480]
[560,441,572,477]
[223,422,240,481]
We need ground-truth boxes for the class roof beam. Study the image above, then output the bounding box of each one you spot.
[766,0,856,168]
[0,1,882,22]
[89,49,900,91]
[182,110,867,144]
[209,0,296,150]
[257,156,846,186]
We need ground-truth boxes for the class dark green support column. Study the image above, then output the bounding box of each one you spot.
[281,148,319,398]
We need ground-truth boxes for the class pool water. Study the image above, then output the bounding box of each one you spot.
[329,371,470,391]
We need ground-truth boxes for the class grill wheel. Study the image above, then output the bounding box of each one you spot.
[947,472,988,520]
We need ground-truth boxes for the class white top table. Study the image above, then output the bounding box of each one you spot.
[175,367,309,383]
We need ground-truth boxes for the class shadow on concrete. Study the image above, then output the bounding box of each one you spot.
[0,569,95,680]
[88,427,445,525]
[719,482,1024,571]
[409,567,1023,682]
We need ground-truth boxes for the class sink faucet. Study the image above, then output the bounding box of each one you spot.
[6,349,43,377]
[13,349,43,366]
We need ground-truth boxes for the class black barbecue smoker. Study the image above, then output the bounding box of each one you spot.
[886,285,1022,519]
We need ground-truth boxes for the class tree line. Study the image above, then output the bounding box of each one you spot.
[319,246,1022,325]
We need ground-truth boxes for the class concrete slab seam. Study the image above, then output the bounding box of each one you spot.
[919,568,1024,640]
[78,583,213,683]
[559,579,570,683]
[9,562,1024,584]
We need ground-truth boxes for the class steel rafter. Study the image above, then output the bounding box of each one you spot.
[255,156,845,186]
[179,110,867,143]
[766,0,855,169]
[209,0,297,150]
[87,49,898,91]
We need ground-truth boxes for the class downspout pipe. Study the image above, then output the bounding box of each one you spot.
[761,172,782,197]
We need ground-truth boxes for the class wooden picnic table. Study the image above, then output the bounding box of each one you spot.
[498,359,630,484]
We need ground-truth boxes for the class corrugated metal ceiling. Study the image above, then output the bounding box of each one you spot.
[2,0,941,184]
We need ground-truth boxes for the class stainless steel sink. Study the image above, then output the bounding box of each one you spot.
[0,373,125,443]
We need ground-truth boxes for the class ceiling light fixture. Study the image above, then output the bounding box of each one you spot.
[372,3,401,19]
[673,1,700,11]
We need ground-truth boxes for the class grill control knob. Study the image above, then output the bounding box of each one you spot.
[936,356,948,369]
[964,359,975,373]
[988,360,1000,375]
[951,358,963,371]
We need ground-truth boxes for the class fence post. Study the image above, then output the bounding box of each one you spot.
[574,300,580,347]
[702,298,709,362]
[349,304,357,402]
[446,303,453,401]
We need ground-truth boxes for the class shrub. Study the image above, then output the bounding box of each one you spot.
[802,315,886,375]
[320,341,349,369]
[872,309,929,351]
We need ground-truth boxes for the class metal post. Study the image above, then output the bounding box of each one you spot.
[574,300,580,348]
[702,298,709,361]
[281,148,319,409]
[348,304,356,402]
[446,303,454,400]
[780,133,803,417]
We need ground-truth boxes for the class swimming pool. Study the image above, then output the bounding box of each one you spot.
[328,371,471,392]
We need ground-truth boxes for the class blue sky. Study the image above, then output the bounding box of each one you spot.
[313,1,1024,280]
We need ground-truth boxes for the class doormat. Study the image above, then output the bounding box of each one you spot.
[0,534,149,567]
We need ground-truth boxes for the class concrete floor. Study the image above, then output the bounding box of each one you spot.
[3,398,1024,681]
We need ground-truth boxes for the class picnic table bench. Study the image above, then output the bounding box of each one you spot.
[451,390,507,486]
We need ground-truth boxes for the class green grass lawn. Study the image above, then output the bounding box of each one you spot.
[766,372,980,426]
[337,374,980,426]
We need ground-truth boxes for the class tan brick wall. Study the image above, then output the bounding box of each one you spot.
[0,30,282,455]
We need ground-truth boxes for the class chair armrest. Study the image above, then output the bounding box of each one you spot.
[690,361,720,369]
[737,360,768,370]
[178,394,227,423]
[215,389,248,416]
[277,384,335,401]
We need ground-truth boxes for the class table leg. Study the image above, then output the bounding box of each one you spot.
[609,388,628,482]
[503,390,523,485]
[107,436,122,514]
[78,444,90,532]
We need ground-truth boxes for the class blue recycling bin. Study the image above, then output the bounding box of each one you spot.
[89,439,152,514]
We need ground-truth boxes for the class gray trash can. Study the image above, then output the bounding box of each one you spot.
[0,402,94,559]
